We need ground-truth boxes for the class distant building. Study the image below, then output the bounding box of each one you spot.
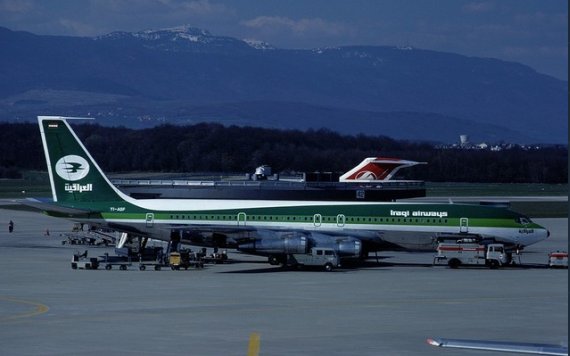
[459,134,469,147]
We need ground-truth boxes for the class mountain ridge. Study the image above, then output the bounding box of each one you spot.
[0,25,566,143]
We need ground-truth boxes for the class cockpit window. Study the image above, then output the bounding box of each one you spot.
[517,217,531,225]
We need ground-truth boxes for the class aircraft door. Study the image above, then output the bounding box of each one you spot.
[459,217,468,233]
[145,213,154,228]
[237,212,247,227]
[313,214,322,227]
[336,214,346,227]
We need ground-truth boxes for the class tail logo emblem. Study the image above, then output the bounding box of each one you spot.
[55,155,90,181]
[355,171,378,180]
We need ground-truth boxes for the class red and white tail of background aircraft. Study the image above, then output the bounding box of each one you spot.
[339,157,426,182]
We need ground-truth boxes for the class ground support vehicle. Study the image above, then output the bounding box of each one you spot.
[103,253,132,270]
[168,250,204,270]
[433,241,508,269]
[287,247,341,271]
[138,258,165,271]
[70,251,99,270]
[548,251,568,268]
[61,231,115,247]
[202,250,229,264]
[136,248,167,271]
[62,232,97,245]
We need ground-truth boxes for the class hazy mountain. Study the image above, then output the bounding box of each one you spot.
[0,25,566,143]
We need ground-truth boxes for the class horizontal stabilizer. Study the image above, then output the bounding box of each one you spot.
[20,198,92,215]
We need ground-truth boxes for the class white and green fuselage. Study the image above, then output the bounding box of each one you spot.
[37,116,549,258]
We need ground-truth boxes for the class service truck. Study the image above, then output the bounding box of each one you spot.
[287,247,341,271]
[434,240,508,269]
[548,251,568,268]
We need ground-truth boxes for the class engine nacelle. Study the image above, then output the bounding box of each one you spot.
[337,239,362,257]
[238,235,308,255]
[309,233,362,258]
[238,232,363,259]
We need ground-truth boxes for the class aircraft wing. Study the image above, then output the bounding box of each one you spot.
[427,338,568,356]
[170,223,258,235]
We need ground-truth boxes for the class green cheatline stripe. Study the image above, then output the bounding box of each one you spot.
[100,211,527,229]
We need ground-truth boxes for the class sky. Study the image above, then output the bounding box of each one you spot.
[0,0,567,80]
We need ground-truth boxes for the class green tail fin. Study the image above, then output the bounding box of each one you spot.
[39,116,127,204]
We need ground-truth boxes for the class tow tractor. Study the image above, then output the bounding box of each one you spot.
[168,249,204,270]
[71,250,99,270]
[433,240,508,269]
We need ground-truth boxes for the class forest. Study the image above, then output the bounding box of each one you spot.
[0,122,567,183]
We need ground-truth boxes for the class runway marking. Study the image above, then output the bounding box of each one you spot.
[247,332,260,356]
[0,296,49,321]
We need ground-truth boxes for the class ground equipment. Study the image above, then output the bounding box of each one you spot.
[434,240,508,269]
[287,247,341,271]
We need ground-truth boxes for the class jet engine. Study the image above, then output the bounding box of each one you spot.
[336,238,362,257]
[237,232,362,258]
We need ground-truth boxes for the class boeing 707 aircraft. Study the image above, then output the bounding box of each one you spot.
[31,116,549,265]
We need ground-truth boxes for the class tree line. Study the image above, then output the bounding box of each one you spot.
[0,122,567,183]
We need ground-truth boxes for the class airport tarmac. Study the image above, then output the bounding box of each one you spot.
[0,208,567,356]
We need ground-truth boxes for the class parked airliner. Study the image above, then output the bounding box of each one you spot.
[30,116,549,265]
